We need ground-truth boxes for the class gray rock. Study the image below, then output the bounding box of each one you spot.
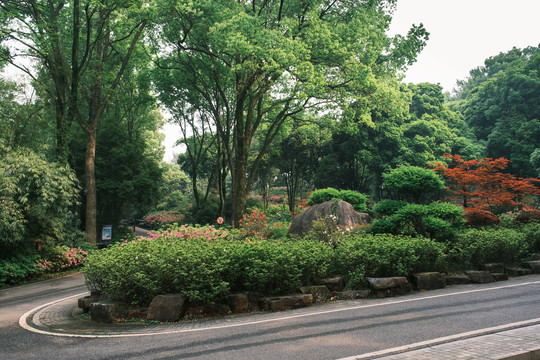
[492,273,509,281]
[147,294,188,322]
[368,277,411,298]
[227,293,259,313]
[289,200,371,236]
[445,275,471,285]
[89,301,126,323]
[78,295,100,313]
[367,277,409,290]
[185,303,231,317]
[320,277,345,292]
[531,253,540,261]
[413,272,446,291]
[466,271,494,284]
[483,263,505,274]
[525,260,540,274]
[334,290,371,300]
[125,306,148,320]
[258,294,313,312]
[506,268,533,277]
[298,285,331,303]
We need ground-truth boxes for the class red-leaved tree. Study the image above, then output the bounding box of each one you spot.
[432,154,540,213]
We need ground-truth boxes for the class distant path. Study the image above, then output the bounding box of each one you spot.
[130,226,154,237]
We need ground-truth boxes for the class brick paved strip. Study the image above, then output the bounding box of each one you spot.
[346,324,540,360]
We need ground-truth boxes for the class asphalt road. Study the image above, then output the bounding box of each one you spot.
[1,273,539,360]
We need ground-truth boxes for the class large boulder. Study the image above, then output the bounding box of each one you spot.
[413,272,446,291]
[89,301,126,323]
[147,294,188,322]
[258,294,313,312]
[289,200,371,236]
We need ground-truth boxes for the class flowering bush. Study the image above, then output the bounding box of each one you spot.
[39,245,88,272]
[142,224,229,243]
[143,211,184,229]
[239,208,268,239]
[307,214,354,247]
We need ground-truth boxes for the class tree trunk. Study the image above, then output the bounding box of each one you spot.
[85,129,97,244]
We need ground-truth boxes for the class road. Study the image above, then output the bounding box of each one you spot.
[1,273,539,360]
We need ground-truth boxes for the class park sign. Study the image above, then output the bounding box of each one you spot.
[102,225,112,241]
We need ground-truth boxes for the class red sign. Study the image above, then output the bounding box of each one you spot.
[216,216,224,225]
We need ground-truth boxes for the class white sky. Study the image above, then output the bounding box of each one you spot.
[388,0,540,93]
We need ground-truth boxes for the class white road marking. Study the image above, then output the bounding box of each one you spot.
[19,280,540,339]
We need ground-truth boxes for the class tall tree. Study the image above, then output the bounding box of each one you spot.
[0,0,150,243]
[433,154,540,213]
[153,0,428,226]
[452,45,540,177]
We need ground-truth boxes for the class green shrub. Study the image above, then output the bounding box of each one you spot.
[522,222,540,252]
[308,188,368,212]
[451,228,529,269]
[330,234,445,289]
[82,226,331,304]
[337,190,368,212]
[188,197,220,225]
[373,200,408,217]
[366,218,397,235]
[83,237,230,306]
[307,188,340,206]
[369,202,463,241]
[382,165,445,203]
[226,239,331,295]
[0,147,81,254]
[426,202,464,223]
[0,253,39,287]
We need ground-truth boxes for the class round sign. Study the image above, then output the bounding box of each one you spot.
[216,216,224,225]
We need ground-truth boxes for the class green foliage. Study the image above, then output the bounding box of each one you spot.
[373,200,408,217]
[82,227,331,304]
[382,165,445,203]
[369,202,463,241]
[330,234,446,289]
[522,222,540,252]
[454,46,540,177]
[308,188,341,206]
[426,202,465,224]
[338,190,368,212]
[450,228,529,269]
[308,188,367,212]
[226,239,332,296]
[83,237,230,306]
[187,197,221,226]
[0,148,81,254]
[0,253,39,287]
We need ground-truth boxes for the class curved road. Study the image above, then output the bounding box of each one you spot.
[1,273,540,359]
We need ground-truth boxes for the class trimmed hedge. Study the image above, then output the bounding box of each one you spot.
[82,224,537,306]
[450,228,529,269]
[330,234,446,289]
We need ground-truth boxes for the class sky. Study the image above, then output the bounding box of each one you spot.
[388,0,540,93]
